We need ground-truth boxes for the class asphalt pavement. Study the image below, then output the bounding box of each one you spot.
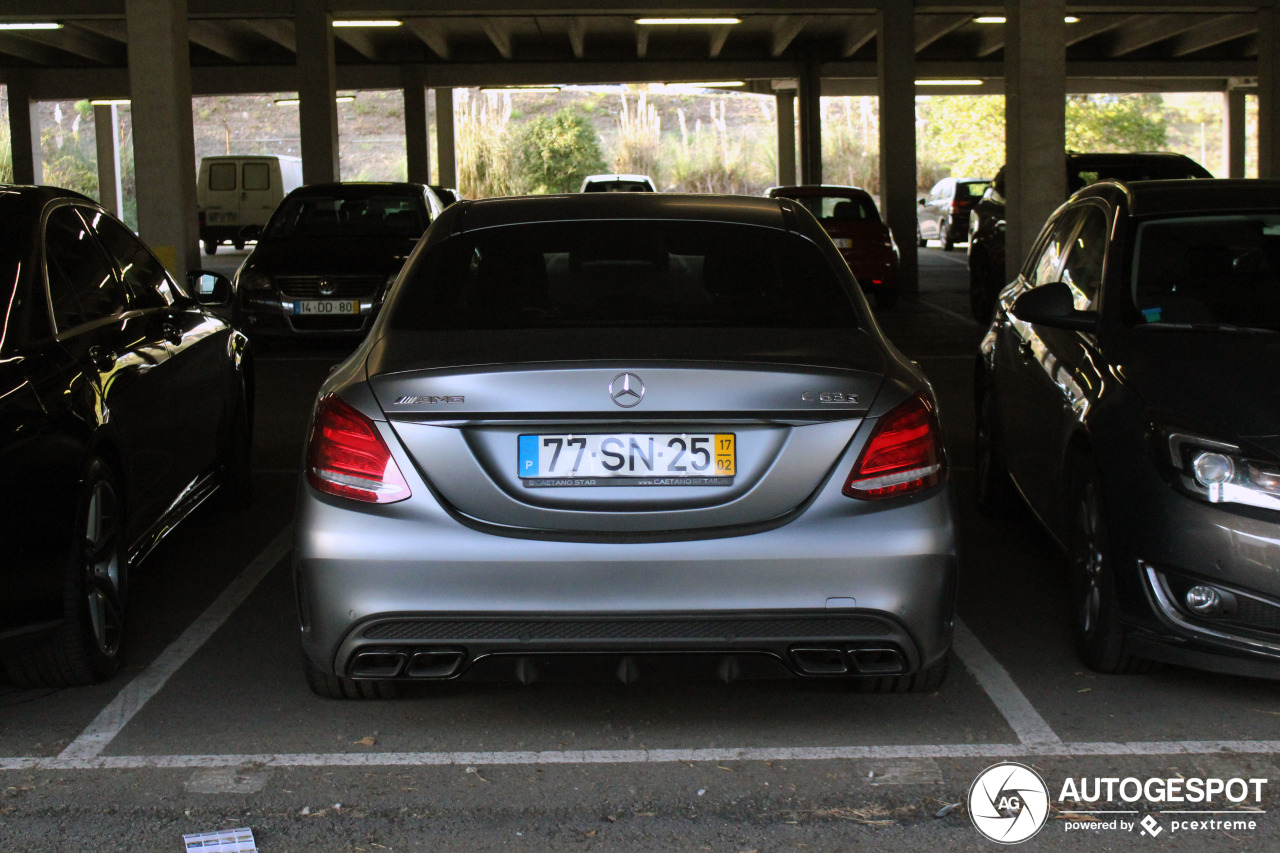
[2,245,1277,852]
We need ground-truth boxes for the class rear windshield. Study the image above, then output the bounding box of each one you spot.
[263,194,425,239]
[784,195,880,224]
[1071,160,1211,191]
[1129,214,1280,330]
[583,180,653,192]
[389,220,861,331]
[958,181,991,199]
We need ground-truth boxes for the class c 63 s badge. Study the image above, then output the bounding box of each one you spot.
[802,391,860,404]
[394,395,465,405]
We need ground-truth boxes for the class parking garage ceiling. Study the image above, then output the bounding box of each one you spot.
[0,2,1263,96]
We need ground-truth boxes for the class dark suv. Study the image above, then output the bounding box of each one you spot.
[966,152,1213,322]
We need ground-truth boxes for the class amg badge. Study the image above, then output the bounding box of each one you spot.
[395,395,465,405]
[801,391,859,404]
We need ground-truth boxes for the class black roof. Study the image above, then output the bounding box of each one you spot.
[451,193,793,232]
[285,182,427,199]
[1076,179,1280,217]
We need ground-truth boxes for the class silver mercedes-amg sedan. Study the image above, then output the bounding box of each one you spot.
[294,193,957,698]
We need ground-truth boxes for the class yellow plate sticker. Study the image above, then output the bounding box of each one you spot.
[714,434,736,476]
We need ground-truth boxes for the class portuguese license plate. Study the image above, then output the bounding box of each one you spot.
[292,299,360,315]
[519,433,735,487]
[832,238,852,249]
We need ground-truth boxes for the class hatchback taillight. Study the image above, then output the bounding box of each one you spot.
[306,394,411,504]
[843,393,946,500]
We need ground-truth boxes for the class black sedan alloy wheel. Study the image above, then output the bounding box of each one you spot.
[4,457,127,687]
[1068,465,1151,675]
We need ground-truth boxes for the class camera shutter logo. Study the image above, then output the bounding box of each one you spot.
[968,762,1051,844]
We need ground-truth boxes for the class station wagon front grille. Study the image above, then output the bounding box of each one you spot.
[277,275,381,299]
[362,615,893,643]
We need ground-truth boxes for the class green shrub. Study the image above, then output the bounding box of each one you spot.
[514,107,606,194]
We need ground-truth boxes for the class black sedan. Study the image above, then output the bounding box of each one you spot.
[0,185,252,686]
[233,182,442,337]
[976,178,1280,679]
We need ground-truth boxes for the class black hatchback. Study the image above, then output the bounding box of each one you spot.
[975,179,1280,680]
[0,185,252,686]
[233,182,442,337]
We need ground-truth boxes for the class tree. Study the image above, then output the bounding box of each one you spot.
[1065,94,1167,152]
[515,108,606,194]
[917,95,1006,182]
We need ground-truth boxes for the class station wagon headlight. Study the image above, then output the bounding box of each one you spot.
[235,266,273,292]
[1167,432,1280,510]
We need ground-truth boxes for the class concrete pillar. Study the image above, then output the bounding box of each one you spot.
[296,0,340,184]
[125,0,199,277]
[6,75,42,185]
[434,87,457,188]
[1258,7,1279,179]
[797,57,822,185]
[94,104,125,219]
[403,68,430,184]
[775,91,797,186]
[1224,88,1247,179]
[1004,0,1066,282]
[878,0,917,297]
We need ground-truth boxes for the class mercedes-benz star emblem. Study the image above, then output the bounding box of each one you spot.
[609,372,645,408]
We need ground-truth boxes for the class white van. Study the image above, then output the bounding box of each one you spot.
[197,155,303,254]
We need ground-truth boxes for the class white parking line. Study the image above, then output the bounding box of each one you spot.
[914,298,981,326]
[57,527,292,761]
[7,740,1280,772]
[953,619,1063,747]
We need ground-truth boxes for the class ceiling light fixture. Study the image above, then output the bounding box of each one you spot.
[915,79,984,86]
[480,86,562,94]
[274,95,357,106]
[332,20,402,27]
[974,16,1080,24]
[636,17,741,26]
[0,22,63,30]
[89,99,131,106]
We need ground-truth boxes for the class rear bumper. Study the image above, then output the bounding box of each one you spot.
[294,483,958,682]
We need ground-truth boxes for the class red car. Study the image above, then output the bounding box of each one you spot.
[765,185,900,309]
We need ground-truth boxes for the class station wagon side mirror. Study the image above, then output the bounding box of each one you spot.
[188,270,233,306]
[1009,282,1095,331]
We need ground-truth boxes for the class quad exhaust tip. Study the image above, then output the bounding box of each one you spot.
[790,645,906,676]
[350,647,465,679]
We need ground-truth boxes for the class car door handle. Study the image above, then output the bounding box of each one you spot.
[162,322,183,345]
[87,345,116,372]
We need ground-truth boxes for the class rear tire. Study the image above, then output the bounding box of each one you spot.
[969,250,996,323]
[916,221,926,248]
[941,219,954,251]
[304,656,399,700]
[203,240,218,255]
[974,361,1021,518]
[2,457,127,687]
[855,656,949,694]
[232,239,245,251]
[1068,464,1154,675]
[215,379,253,510]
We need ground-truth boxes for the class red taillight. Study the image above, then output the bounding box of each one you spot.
[843,393,946,500]
[306,394,411,504]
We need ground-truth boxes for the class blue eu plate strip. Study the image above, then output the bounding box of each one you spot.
[518,435,539,478]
